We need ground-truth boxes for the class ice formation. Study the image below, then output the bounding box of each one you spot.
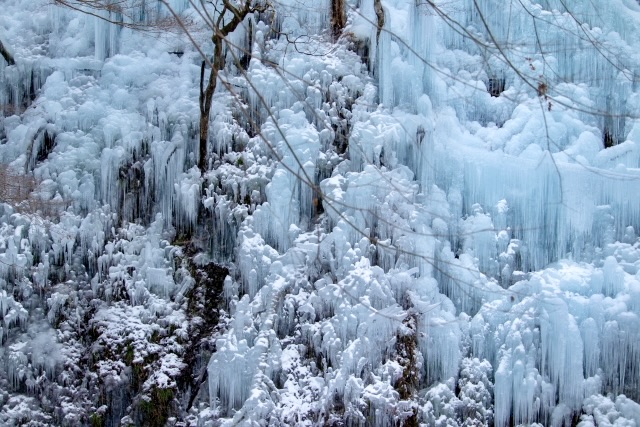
[0,0,639,425]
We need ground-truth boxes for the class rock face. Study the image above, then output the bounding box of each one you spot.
[0,0,639,426]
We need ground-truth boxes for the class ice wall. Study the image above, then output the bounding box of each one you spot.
[1,0,640,424]
[471,257,640,426]
[366,0,640,275]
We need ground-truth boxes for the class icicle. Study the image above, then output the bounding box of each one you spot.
[257,109,320,251]
[237,227,278,298]
[174,166,201,232]
[151,134,186,229]
[93,5,121,60]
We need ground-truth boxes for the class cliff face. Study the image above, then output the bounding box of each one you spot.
[0,0,639,426]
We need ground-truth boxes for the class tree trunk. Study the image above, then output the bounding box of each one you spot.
[331,0,346,40]
[198,38,222,172]
[198,103,210,171]
[0,39,15,65]
[197,1,260,173]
